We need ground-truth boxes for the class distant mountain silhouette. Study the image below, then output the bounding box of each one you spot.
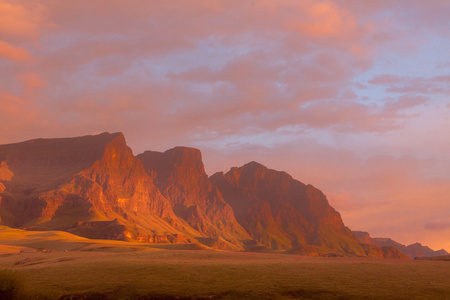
[0,132,422,257]
[353,231,448,258]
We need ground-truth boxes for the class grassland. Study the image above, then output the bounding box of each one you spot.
[0,227,449,299]
[416,255,450,262]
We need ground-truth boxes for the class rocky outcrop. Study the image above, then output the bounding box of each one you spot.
[210,162,377,256]
[137,147,250,250]
[0,161,13,181]
[0,132,198,242]
[352,231,373,245]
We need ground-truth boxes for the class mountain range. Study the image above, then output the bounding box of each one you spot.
[353,231,449,259]
[0,132,443,258]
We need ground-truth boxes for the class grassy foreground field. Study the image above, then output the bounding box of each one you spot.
[0,248,449,300]
[0,227,449,299]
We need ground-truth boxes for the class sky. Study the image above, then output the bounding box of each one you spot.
[0,0,449,251]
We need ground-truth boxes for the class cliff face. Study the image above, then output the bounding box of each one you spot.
[137,147,250,250]
[0,133,197,242]
[0,133,112,227]
[352,231,374,245]
[210,162,385,256]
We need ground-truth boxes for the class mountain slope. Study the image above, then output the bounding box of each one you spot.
[137,147,250,250]
[0,132,198,242]
[210,161,395,257]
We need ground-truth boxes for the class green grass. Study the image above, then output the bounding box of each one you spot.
[0,250,449,299]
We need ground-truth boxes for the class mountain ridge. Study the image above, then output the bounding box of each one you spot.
[0,132,434,257]
[353,231,448,258]
[0,132,199,243]
[209,162,407,258]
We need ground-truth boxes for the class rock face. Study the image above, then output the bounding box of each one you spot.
[352,231,373,245]
[137,147,250,250]
[209,162,386,256]
[353,231,448,258]
[0,133,197,241]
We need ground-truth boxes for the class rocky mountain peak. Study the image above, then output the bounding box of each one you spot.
[137,147,250,250]
[0,132,195,242]
[137,146,207,192]
[210,162,361,253]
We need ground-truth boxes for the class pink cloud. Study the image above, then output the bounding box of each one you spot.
[284,1,357,38]
[0,0,444,146]
[425,221,450,231]
[383,95,429,111]
[370,74,450,96]
[1,0,450,251]
[0,90,44,143]
[0,40,32,62]
[0,1,47,40]
[17,72,45,92]
[369,74,405,86]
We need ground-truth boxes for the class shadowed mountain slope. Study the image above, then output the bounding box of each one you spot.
[137,147,250,250]
[210,162,404,257]
[0,133,198,242]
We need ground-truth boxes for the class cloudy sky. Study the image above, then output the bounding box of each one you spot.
[1,0,449,251]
